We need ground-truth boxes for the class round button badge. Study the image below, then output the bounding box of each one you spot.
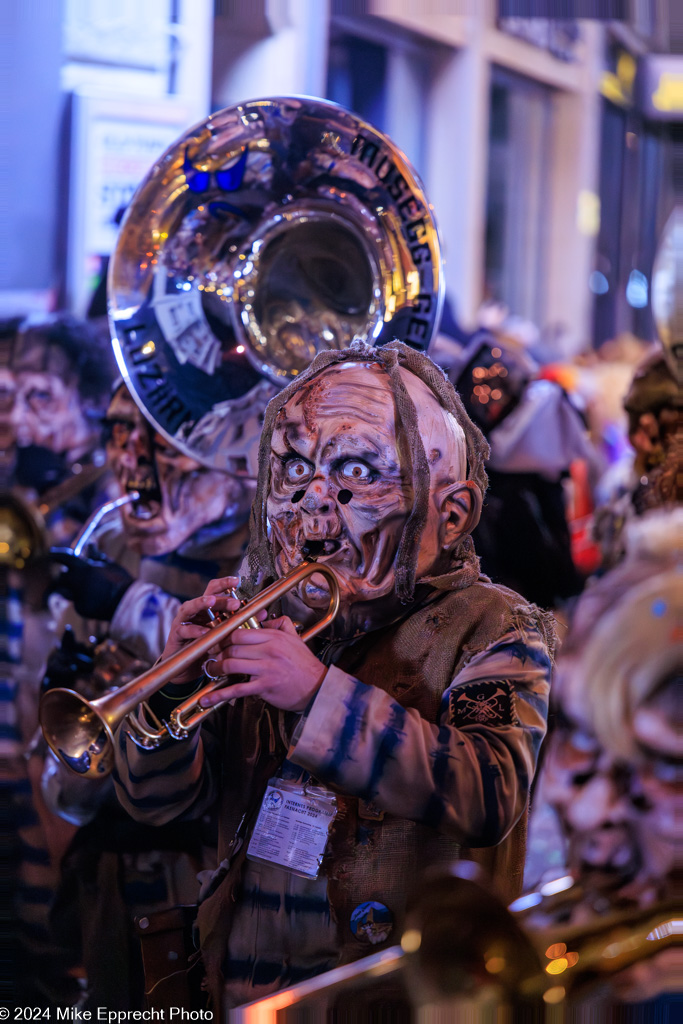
[350,901,393,945]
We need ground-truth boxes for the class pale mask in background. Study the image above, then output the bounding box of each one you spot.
[105,386,253,556]
[0,368,15,463]
[11,370,92,458]
[541,706,641,887]
[628,676,682,888]
[542,666,681,897]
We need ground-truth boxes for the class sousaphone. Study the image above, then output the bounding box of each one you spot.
[109,96,443,471]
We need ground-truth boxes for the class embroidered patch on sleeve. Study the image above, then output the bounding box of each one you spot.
[448,680,517,727]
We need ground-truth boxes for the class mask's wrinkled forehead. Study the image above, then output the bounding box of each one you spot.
[13,332,75,382]
[276,361,468,481]
[280,362,395,434]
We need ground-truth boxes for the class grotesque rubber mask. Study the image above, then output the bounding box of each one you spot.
[542,707,641,887]
[628,674,683,889]
[266,361,474,633]
[0,368,15,459]
[105,385,252,556]
[11,369,92,457]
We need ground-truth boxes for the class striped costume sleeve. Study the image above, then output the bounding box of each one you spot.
[112,716,219,826]
[289,625,551,847]
[109,582,181,665]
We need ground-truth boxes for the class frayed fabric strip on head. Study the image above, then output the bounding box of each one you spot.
[245,340,490,601]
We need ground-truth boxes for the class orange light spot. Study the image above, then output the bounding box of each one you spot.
[485,956,505,974]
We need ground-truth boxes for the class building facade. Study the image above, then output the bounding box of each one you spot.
[2,0,680,353]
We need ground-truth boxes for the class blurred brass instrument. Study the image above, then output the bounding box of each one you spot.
[228,868,681,1021]
[519,895,682,1008]
[0,467,122,570]
[0,492,45,569]
[40,560,339,779]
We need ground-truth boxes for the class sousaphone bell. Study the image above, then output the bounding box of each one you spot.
[108,95,443,472]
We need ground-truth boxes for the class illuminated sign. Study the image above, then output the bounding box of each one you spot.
[638,56,683,120]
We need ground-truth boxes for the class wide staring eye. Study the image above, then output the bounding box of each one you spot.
[339,460,374,483]
[284,458,313,484]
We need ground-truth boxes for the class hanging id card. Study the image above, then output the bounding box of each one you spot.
[247,777,337,879]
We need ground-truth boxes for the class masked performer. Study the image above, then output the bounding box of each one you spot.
[526,509,681,924]
[594,343,678,569]
[111,341,554,1010]
[1,314,115,1004]
[444,336,594,608]
[8,314,115,539]
[48,381,256,664]
[518,510,681,1012]
[41,381,257,1009]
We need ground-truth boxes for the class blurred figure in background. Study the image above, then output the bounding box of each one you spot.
[1,313,116,1005]
[40,381,261,1009]
[0,317,24,488]
[435,300,595,608]
[517,509,681,1010]
[524,509,681,919]
[593,344,678,568]
[8,314,116,542]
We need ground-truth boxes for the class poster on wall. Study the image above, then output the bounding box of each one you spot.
[68,93,193,315]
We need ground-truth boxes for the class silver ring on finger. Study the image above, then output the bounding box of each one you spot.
[203,658,223,681]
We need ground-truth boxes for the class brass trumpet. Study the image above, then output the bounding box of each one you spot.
[39,560,340,779]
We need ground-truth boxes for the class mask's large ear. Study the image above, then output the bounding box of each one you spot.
[439,480,483,551]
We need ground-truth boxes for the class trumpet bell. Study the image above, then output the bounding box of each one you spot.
[39,688,115,778]
[109,96,443,472]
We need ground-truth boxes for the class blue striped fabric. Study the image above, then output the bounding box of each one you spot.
[0,583,23,757]
[292,625,550,846]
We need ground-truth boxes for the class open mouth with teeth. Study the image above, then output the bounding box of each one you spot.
[301,538,342,558]
[125,477,163,521]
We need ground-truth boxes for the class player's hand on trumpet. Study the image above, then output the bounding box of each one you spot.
[199,612,328,713]
[161,577,328,710]
[160,576,242,684]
